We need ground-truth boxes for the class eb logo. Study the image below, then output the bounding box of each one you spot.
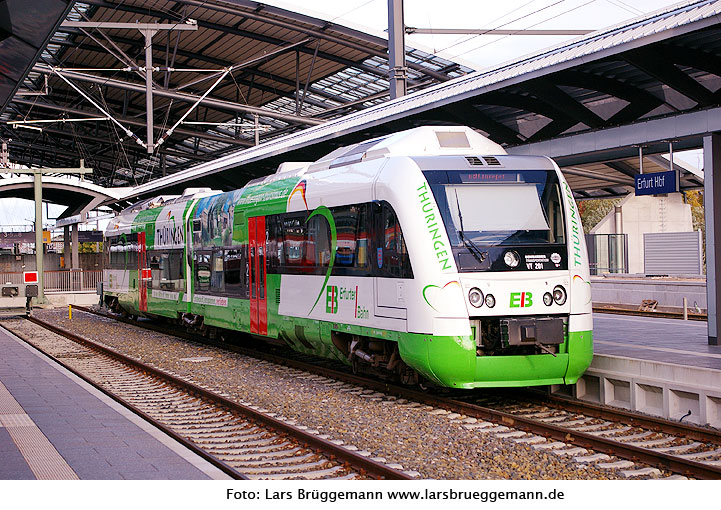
[326,285,338,314]
[510,292,533,308]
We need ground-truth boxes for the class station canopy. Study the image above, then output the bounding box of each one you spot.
[0,0,473,189]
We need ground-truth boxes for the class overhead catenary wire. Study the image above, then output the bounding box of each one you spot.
[452,0,598,60]
[52,68,147,149]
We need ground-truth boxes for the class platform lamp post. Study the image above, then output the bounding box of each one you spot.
[14,161,93,305]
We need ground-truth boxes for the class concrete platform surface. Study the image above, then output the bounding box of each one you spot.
[0,324,229,480]
[565,313,721,427]
[594,313,721,370]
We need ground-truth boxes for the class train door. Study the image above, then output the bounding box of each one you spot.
[138,231,150,312]
[373,202,408,320]
[248,216,267,335]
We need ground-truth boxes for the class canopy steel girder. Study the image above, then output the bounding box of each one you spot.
[5,124,216,163]
[73,1,431,87]
[50,32,382,111]
[405,28,593,35]
[553,70,664,125]
[61,21,200,154]
[33,65,324,126]
[507,105,721,164]
[97,0,453,83]
[623,48,717,107]
[11,98,252,147]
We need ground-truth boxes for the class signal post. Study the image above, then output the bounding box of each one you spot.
[13,161,92,304]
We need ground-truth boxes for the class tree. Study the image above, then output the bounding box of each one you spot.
[577,198,621,234]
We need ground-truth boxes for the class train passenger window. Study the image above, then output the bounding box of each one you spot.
[377,203,412,279]
[307,214,331,268]
[211,251,225,293]
[265,216,284,272]
[194,252,211,293]
[224,248,246,297]
[332,204,368,269]
[280,215,308,269]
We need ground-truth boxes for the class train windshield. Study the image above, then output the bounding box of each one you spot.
[424,170,567,271]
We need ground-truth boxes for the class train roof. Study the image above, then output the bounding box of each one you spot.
[306,126,506,173]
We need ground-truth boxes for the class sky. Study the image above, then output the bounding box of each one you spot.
[0,0,702,230]
[263,0,688,70]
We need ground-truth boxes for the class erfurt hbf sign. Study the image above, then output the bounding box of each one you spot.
[635,170,677,196]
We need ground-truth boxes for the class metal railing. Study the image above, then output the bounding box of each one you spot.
[0,270,102,292]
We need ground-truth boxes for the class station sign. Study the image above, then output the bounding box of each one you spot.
[635,170,678,196]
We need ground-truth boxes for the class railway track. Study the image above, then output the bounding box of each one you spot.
[64,306,721,478]
[3,315,412,480]
[592,305,706,321]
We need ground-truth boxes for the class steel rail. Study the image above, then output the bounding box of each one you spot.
[9,318,244,480]
[593,306,706,321]
[520,389,721,446]
[24,314,410,480]
[74,306,721,479]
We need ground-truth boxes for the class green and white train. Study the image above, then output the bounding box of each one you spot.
[102,126,593,388]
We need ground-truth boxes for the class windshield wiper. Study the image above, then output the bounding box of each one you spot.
[454,190,487,265]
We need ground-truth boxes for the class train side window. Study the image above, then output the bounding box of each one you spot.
[307,213,331,270]
[194,252,211,293]
[377,202,413,279]
[224,248,247,297]
[330,204,370,275]
[211,250,225,293]
[280,214,308,270]
[265,216,283,272]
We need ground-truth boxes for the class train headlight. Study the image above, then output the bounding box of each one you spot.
[553,285,567,305]
[503,250,520,268]
[543,292,553,306]
[485,294,496,308]
[469,288,484,308]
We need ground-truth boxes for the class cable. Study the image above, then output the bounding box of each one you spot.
[420,0,540,57]
[328,0,379,24]
[605,0,644,15]
[434,0,566,55]
[452,0,598,60]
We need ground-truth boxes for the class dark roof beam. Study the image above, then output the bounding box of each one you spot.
[167,0,454,83]
[522,79,605,129]
[71,2,423,86]
[11,98,253,147]
[555,70,664,125]
[604,160,639,178]
[32,66,323,126]
[623,49,716,107]
[438,102,525,146]
[527,119,576,143]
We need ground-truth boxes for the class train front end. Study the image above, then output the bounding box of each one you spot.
[379,132,593,388]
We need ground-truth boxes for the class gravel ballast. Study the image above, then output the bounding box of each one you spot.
[13,309,625,480]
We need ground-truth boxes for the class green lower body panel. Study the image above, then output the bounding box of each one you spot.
[109,282,594,389]
[564,329,593,385]
[398,328,593,389]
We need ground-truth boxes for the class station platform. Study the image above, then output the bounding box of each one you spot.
[0,323,230,480]
[566,313,721,428]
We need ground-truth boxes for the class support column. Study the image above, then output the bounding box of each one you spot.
[704,133,721,345]
[63,225,70,268]
[33,171,47,304]
[387,0,407,99]
[142,29,157,154]
[71,224,80,269]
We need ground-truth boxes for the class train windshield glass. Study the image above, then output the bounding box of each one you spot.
[425,170,565,248]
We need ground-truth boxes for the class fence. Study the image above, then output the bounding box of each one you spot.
[0,270,102,293]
